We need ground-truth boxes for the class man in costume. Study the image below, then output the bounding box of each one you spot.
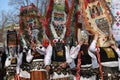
[44,0,79,79]
[89,34,120,79]
[26,43,47,80]
[16,36,31,80]
[5,30,18,80]
[44,38,83,80]
[19,3,47,80]
[70,30,98,80]
[77,0,114,79]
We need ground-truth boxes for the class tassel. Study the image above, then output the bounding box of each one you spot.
[84,0,88,9]
[66,0,75,37]
[44,0,54,39]
[15,74,20,80]
[76,52,81,80]
[96,46,104,80]
[65,0,69,13]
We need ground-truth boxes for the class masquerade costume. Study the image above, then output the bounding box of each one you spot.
[5,30,18,80]
[19,3,47,80]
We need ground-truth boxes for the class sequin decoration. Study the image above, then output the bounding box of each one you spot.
[95,18,109,35]
[50,0,67,39]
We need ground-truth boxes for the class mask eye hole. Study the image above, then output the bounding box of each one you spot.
[53,39,56,43]
[39,46,42,49]
[53,39,59,43]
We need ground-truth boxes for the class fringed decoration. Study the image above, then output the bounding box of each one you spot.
[45,0,72,41]
[17,20,24,47]
[65,0,69,13]
[69,0,79,45]
[26,17,36,52]
[38,13,44,28]
[45,0,53,38]
[84,0,88,9]
[15,74,20,80]
[65,0,75,37]
[76,52,81,80]
[19,4,43,54]
[96,46,104,80]
[75,11,80,24]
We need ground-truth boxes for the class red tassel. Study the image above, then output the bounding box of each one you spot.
[46,0,53,19]
[65,0,69,13]
[65,0,75,37]
[96,46,104,80]
[76,52,81,80]
[15,74,20,80]
[84,0,88,9]
[44,0,54,39]
[75,11,80,24]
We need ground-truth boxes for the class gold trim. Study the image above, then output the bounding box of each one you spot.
[103,48,115,58]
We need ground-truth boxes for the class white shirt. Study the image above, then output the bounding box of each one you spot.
[70,45,81,59]
[88,40,120,68]
[89,40,120,57]
[44,44,72,66]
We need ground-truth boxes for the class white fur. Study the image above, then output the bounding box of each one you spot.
[26,49,33,63]
[19,69,30,78]
[5,57,11,67]
[36,46,46,55]
[50,72,69,79]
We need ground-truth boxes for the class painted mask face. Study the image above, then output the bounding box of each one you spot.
[20,4,43,47]
[79,0,113,47]
[50,0,67,39]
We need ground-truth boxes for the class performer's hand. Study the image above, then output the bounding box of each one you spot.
[60,62,67,68]
[78,39,84,46]
[94,33,99,41]
[46,65,51,72]
[110,40,117,50]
